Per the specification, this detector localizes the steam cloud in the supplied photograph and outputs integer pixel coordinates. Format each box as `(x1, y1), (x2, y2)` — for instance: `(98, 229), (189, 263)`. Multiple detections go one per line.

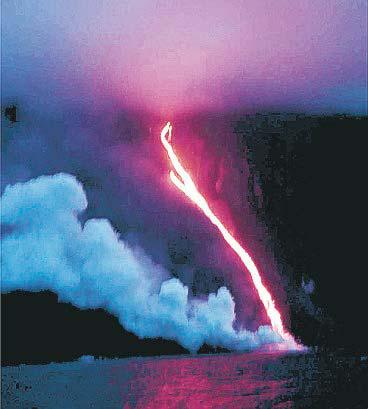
(1, 173), (282, 352)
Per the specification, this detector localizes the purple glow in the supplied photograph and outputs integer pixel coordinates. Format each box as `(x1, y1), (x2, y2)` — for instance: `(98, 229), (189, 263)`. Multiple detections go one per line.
(2, 0), (367, 114)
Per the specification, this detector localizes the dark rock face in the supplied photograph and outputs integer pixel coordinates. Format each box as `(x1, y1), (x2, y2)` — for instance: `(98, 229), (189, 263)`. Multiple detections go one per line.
(235, 114), (368, 351)
(1, 291), (233, 365)
(1, 291), (188, 366)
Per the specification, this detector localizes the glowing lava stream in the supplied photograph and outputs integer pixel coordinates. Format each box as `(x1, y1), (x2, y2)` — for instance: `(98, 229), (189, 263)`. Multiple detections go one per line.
(161, 121), (296, 345)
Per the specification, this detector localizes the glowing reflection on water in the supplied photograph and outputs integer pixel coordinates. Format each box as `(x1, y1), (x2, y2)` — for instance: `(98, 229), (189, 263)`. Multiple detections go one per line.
(116, 352), (296, 408)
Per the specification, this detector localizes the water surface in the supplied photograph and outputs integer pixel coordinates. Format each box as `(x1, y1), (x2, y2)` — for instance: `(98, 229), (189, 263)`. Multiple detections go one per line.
(2, 351), (367, 408)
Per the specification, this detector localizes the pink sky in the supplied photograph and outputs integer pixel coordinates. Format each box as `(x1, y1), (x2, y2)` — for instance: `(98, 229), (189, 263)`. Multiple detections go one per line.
(3, 0), (367, 114)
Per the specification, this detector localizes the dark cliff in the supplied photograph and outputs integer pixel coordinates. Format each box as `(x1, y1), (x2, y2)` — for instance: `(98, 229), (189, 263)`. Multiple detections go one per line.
(235, 114), (368, 350)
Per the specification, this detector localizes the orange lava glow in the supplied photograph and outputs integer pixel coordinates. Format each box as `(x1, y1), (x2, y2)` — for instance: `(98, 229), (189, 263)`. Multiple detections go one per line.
(160, 122), (297, 345)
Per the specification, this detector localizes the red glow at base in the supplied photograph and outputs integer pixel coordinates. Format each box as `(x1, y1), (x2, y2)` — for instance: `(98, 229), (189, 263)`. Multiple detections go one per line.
(160, 122), (299, 347)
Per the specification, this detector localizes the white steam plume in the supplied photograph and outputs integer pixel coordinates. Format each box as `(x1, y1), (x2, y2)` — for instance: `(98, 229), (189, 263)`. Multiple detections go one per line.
(1, 173), (282, 352)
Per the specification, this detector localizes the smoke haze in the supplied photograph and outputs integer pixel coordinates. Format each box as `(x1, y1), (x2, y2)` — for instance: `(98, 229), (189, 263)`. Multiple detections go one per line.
(1, 173), (282, 352)
(2, 0), (366, 115)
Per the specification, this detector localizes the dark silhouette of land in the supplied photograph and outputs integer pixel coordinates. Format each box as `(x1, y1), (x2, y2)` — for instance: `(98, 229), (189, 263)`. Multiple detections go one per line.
(235, 113), (368, 351)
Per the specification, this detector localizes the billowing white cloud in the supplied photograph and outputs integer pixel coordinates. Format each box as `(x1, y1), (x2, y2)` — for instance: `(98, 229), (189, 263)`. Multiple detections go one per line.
(1, 173), (282, 352)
